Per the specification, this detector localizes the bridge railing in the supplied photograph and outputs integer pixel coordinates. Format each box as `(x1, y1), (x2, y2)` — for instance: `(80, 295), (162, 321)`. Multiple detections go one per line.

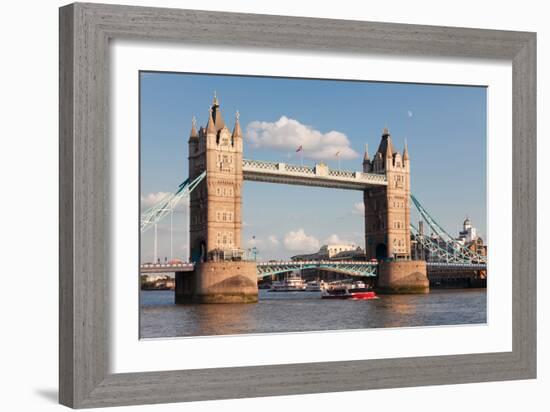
(426, 262), (486, 269)
(328, 169), (354, 178)
(208, 248), (251, 262)
(257, 260), (378, 267)
(284, 164), (315, 174)
(242, 158), (387, 186)
(241, 159), (279, 171)
(140, 262), (194, 269)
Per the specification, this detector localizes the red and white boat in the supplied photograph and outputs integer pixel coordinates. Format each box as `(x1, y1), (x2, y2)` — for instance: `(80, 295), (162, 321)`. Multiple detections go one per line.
(321, 281), (377, 300)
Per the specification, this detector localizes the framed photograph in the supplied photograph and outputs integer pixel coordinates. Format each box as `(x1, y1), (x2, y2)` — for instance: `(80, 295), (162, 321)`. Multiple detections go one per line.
(59, 2), (536, 408)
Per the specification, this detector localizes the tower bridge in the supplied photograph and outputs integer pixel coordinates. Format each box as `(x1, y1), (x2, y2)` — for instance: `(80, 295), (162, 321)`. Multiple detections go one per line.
(141, 94), (486, 303)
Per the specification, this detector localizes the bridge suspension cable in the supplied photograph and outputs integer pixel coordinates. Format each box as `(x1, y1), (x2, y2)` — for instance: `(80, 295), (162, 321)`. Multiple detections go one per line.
(410, 223), (466, 263)
(410, 194), (486, 264)
(140, 171), (206, 234)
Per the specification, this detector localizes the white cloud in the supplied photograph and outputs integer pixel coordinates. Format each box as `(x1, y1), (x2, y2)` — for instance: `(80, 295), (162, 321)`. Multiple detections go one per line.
(283, 229), (320, 252)
(407, 110), (413, 118)
(141, 192), (188, 210)
(246, 116), (359, 161)
(352, 202), (365, 215)
(246, 237), (261, 248)
(268, 235), (280, 247)
(141, 192), (170, 208)
(323, 234), (356, 246)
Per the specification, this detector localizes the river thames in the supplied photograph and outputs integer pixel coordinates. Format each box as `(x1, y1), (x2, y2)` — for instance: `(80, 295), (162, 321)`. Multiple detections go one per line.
(140, 288), (486, 338)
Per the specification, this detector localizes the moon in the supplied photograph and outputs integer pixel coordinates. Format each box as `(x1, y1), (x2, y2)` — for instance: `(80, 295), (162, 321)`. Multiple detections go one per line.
(407, 110), (413, 118)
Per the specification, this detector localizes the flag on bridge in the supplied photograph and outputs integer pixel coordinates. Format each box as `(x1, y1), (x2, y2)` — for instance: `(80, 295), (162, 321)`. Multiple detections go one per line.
(296, 145), (304, 166)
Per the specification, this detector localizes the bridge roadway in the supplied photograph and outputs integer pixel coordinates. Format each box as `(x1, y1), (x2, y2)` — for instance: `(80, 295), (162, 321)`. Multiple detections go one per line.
(139, 260), (487, 277)
(242, 159), (387, 190)
(140, 262), (194, 274)
(257, 260), (378, 277)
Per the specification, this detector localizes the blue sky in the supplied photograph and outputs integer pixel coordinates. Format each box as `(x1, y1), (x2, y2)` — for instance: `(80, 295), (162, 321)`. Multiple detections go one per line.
(140, 72), (486, 262)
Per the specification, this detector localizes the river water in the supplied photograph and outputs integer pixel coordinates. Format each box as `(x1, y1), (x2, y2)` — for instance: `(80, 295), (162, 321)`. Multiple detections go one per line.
(140, 289), (486, 338)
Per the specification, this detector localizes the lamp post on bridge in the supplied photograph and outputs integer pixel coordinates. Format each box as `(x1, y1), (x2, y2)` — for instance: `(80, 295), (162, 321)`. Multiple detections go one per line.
(247, 235), (259, 261)
(153, 222), (158, 264)
(249, 246), (258, 261)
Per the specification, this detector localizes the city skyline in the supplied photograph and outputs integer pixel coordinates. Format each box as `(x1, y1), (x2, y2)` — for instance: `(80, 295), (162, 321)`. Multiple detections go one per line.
(140, 72), (487, 262)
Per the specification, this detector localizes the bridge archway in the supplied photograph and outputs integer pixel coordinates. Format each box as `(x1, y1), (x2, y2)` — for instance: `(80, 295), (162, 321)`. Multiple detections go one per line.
(191, 240), (207, 263)
(375, 243), (388, 260)
(200, 241), (206, 263)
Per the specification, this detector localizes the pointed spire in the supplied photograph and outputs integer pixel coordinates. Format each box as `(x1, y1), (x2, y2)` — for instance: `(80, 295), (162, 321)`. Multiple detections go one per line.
(386, 134), (394, 159)
(210, 91), (226, 132)
(362, 143), (370, 164)
(232, 110), (242, 138)
(403, 138), (409, 161)
(189, 116), (198, 139)
(207, 106), (216, 134)
(376, 127), (394, 159)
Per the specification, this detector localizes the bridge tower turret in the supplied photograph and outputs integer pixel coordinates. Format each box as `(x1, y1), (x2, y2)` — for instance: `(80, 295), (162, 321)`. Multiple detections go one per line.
(179, 93), (257, 304)
(188, 115), (199, 173)
(362, 143), (371, 172)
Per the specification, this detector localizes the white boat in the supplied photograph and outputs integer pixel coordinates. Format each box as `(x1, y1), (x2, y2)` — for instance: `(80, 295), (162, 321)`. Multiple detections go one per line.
(269, 272), (307, 292)
(349, 280), (366, 289)
(305, 280), (327, 292)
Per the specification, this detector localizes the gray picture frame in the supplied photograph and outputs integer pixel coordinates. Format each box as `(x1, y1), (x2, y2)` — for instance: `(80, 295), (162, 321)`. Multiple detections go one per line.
(59, 2), (536, 408)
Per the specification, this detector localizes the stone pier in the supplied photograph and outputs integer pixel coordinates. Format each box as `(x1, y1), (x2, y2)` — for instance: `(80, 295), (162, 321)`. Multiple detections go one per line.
(376, 260), (429, 294)
(175, 261), (258, 304)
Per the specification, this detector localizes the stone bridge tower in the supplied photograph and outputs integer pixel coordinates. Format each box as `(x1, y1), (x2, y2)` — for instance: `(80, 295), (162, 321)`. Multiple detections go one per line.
(363, 128), (428, 293)
(363, 128), (411, 260)
(177, 94), (258, 304)
(188, 93), (243, 262)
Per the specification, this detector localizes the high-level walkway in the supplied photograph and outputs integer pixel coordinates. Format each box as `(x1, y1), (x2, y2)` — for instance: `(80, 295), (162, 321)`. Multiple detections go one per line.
(242, 159), (387, 190)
